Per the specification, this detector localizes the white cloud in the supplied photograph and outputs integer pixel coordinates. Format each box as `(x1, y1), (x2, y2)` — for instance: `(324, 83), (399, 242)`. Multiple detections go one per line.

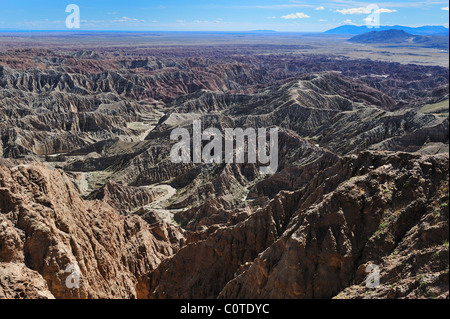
(114, 17), (145, 23)
(341, 19), (356, 25)
(281, 12), (310, 19)
(316, 6), (325, 11)
(194, 18), (224, 24)
(442, 7), (449, 11)
(319, 19), (328, 22)
(336, 7), (369, 15)
(377, 8), (398, 13)
(336, 7), (397, 15)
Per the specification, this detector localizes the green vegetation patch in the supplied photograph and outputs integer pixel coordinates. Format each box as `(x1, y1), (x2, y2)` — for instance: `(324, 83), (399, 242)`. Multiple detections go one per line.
(419, 100), (449, 115)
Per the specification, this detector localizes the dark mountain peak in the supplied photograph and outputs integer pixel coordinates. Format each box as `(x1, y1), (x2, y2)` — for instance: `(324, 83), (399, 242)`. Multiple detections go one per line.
(349, 29), (414, 44)
(325, 25), (449, 36)
(347, 29), (449, 49)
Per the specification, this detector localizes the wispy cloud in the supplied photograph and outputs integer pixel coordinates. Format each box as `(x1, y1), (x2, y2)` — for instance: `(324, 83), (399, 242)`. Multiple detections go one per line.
(222, 3), (314, 9)
(194, 18), (224, 24)
(316, 6), (325, 10)
(281, 12), (310, 19)
(377, 8), (398, 13)
(341, 19), (356, 25)
(442, 6), (449, 11)
(336, 7), (397, 14)
(327, 0), (447, 9)
(114, 16), (145, 23)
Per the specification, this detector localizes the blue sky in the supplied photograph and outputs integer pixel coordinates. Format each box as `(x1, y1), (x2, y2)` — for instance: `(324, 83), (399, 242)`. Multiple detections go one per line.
(0, 0), (448, 32)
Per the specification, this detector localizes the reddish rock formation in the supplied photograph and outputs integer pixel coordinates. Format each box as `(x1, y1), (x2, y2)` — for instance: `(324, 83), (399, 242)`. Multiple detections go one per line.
(0, 262), (55, 299)
(0, 159), (184, 299)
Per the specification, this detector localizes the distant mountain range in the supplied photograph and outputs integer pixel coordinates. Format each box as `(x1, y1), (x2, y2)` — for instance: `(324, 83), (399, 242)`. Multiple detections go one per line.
(348, 29), (449, 50)
(325, 25), (449, 36)
(349, 29), (413, 43)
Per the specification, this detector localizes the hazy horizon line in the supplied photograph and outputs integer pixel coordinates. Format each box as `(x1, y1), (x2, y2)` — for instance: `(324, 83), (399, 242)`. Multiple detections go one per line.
(0, 24), (448, 34)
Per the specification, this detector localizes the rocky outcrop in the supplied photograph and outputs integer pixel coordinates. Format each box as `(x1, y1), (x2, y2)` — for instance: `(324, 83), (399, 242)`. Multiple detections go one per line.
(93, 181), (165, 215)
(315, 108), (449, 155)
(147, 152), (448, 299)
(219, 152), (449, 299)
(0, 160), (184, 299)
(0, 262), (55, 299)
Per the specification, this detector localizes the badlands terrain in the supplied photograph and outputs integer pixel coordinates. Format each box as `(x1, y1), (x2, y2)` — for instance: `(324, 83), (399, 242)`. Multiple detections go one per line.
(0, 32), (448, 299)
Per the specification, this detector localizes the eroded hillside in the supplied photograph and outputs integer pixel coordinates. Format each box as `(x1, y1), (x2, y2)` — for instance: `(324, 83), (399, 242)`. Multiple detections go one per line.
(0, 43), (448, 299)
